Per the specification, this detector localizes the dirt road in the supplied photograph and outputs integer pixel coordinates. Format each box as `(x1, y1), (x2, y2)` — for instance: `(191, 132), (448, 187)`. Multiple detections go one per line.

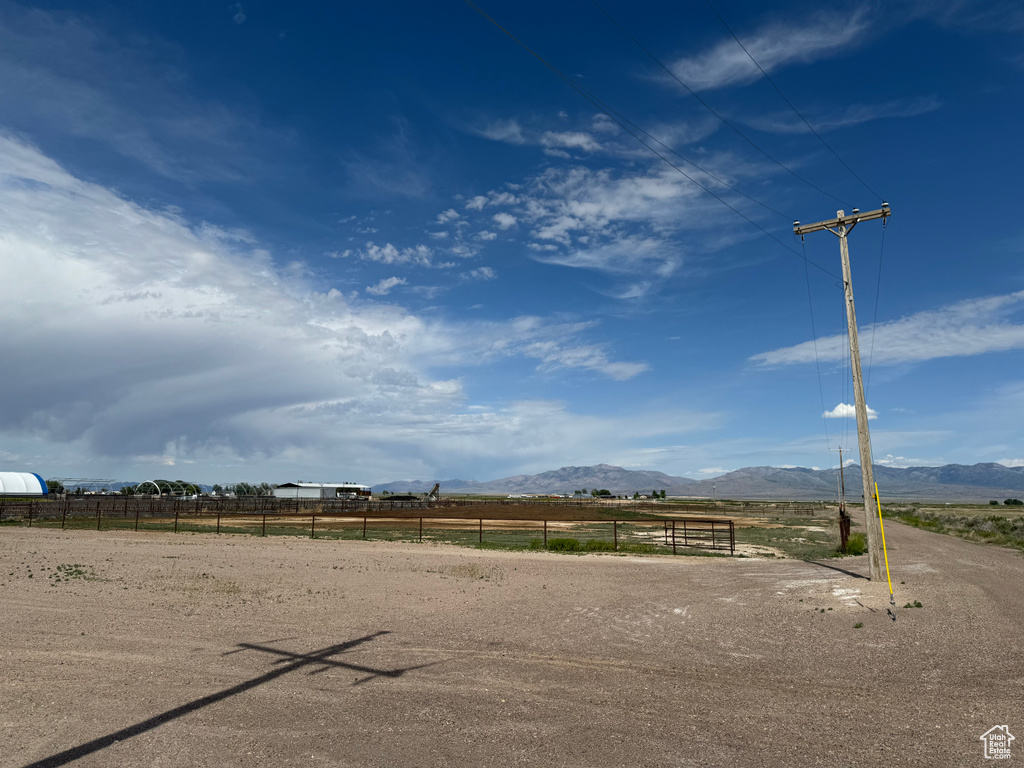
(1, 521), (1021, 767)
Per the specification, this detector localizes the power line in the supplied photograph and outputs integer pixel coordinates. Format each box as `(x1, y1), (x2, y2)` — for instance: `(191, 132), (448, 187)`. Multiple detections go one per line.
(462, 0), (841, 281)
(802, 239), (834, 455)
(702, 0), (884, 203)
(865, 215), (889, 395)
(588, 0), (852, 208)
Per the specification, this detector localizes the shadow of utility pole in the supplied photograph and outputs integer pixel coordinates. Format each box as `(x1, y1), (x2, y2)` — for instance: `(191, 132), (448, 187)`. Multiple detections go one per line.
(23, 631), (437, 768)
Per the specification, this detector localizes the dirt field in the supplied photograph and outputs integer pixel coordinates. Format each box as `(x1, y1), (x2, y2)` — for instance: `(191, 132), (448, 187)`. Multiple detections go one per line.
(2, 521), (1021, 767)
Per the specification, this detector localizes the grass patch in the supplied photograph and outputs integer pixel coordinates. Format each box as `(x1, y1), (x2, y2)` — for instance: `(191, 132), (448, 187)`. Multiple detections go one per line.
(842, 532), (867, 556)
(546, 537), (582, 552)
(884, 508), (1024, 552)
(734, 517), (840, 560)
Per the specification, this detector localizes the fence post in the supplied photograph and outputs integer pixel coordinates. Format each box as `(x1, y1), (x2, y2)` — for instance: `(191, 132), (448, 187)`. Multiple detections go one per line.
(730, 520), (735, 555)
(135, 505), (140, 532)
(174, 507), (179, 533)
(683, 519), (688, 547)
(97, 502), (102, 531)
(61, 502), (68, 530)
(478, 518), (482, 544)
(262, 512), (266, 537)
(362, 517), (367, 539)
(216, 511), (221, 535)
(543, 520), (547, 547)
(28, 502), (33, 528)
(419, 517), (423, 542)
(672, 520), (676, 555)
(311, 514), (316, 539)
(613, 520), (618, 551)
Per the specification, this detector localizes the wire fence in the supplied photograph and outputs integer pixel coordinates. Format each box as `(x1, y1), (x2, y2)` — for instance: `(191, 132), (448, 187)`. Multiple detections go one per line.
(0, 499), (735, 555)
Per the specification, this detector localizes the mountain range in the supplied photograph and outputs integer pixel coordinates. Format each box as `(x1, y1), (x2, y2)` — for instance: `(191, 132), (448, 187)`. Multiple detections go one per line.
(375, 462), (1024, 502)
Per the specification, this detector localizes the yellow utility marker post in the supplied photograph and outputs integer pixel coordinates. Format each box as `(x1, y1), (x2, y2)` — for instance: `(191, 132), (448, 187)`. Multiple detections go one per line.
(874, 482), (897, 621)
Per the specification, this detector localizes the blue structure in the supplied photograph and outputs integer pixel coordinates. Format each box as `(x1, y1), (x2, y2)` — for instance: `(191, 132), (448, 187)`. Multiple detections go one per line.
(0, 472), (48, 497)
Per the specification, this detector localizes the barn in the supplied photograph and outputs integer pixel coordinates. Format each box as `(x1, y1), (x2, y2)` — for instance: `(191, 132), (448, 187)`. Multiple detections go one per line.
(272, 482), (371, 500)
(0, 472), (49, 497)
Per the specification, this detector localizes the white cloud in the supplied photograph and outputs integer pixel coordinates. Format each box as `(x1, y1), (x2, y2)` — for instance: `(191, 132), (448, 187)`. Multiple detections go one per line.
(464, 267), (496, 281)
(875, 454), (918, 468)
(231, 3), (246, 24)
(698, 467), (728, 476)
(475, 230), (497, 241)
(749, 97), (942, 134)
(465, 195), (488, 211)
(668, 8), (872, 91)
(540, 131), (601, 153)
(360, 241), (433, 267)
(477, 119), (526, 145)
(998, 458), (1024, 468)
(0, 134), (653, 480)
(823, 403), (878, 420)
(752, 291), (1024, 367)
(492, 212), (517, 230)
(366, 277), (407, 295)
(0, 4), (294, 184)
(436, 208), (460, 224)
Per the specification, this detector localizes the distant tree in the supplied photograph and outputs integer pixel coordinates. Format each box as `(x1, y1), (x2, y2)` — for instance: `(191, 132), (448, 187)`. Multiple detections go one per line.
(633, 491), (640, 499)
(212, 484), (224, 495)
(119, 486), (135, 495)
(596, 489), (611, 497)
(990, 500), (1001, 506)
(1005, 498), (1024, 506)
(45, 479), (65, 494)
(660, 490), (667, 499)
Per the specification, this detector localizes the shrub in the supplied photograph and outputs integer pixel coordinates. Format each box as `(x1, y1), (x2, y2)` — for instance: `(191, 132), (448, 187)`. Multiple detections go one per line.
(584, 539), (615, 551)
(841, 532), (867, 556)
(546, 537), (582, 552)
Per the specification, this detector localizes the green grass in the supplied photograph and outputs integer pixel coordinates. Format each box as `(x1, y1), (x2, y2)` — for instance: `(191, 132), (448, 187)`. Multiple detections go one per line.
(844, 532), (867, 556)
(883, 508), (1024, 552)
(733, 517), (843, 560)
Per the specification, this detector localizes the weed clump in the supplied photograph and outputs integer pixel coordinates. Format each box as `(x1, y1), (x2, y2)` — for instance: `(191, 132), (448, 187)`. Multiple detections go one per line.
(840, 533), (867, 556)
(546, 538), (582, 552)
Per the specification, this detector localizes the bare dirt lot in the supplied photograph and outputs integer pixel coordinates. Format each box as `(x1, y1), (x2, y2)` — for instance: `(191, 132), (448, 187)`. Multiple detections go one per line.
(2, 521), (1021, 767)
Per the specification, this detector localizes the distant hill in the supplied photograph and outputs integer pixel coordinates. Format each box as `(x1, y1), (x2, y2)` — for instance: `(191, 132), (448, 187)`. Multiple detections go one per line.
(374, 462), (1024, 502)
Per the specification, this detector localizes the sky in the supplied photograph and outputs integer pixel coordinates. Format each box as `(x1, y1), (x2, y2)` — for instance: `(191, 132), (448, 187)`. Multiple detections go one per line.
(2, 0), (1024, 486)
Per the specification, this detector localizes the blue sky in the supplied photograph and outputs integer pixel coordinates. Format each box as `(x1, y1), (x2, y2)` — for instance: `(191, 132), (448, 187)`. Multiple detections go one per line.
(2, 0), (1024, 485)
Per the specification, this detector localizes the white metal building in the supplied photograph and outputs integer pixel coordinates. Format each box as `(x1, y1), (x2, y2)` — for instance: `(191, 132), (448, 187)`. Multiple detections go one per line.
(0, 472), (48, 497)
(272, 482), (371, 500)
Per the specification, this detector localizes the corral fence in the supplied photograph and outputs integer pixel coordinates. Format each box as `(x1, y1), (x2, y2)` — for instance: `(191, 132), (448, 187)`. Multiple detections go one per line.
(0, 498), (734, 555)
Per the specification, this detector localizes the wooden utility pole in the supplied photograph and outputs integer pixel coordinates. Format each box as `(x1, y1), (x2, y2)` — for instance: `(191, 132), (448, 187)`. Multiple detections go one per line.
(794, 204), (890, 581)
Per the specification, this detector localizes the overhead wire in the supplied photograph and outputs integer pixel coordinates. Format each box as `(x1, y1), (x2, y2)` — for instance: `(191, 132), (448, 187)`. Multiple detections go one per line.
(801, 238), (834, 455)
(462, 0), (842, 281)
(701, 0), (884, 204)
(587, 0), (887, 460)
(865, 215), (888, 395)
(589, 0), (852, 208)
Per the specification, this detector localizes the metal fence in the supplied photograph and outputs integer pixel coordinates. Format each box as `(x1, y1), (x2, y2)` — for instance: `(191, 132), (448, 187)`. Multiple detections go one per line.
(0, 499), (734, 555)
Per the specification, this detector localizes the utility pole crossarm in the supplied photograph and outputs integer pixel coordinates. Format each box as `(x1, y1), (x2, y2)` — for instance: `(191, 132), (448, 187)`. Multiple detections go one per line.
(793, 204), (890, 236)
